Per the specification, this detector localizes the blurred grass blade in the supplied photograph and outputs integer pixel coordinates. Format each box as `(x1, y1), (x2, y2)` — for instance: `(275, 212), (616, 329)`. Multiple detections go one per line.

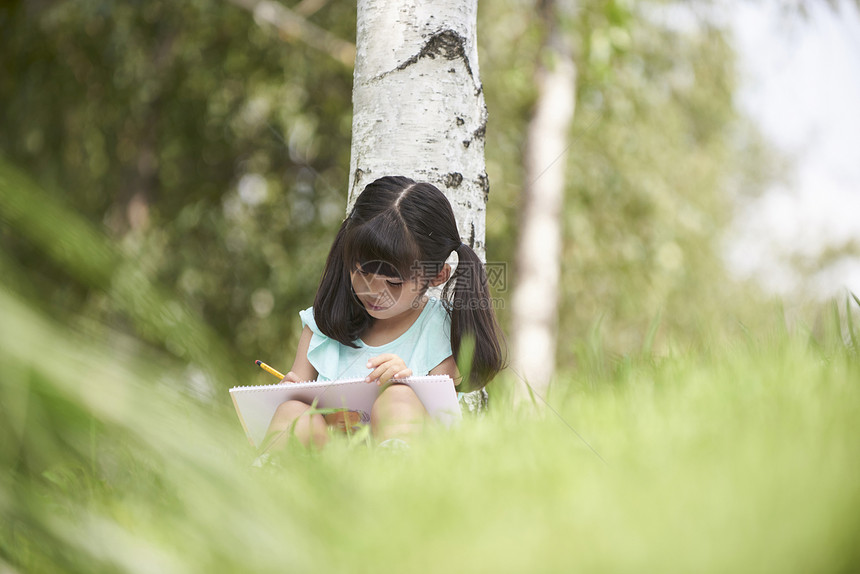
(0, 159), (239, 383)
(846, 293), (858, 352)
(642, 310), (663, 357)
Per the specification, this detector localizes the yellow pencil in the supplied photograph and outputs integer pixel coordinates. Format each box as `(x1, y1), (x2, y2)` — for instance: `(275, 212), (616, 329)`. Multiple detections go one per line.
(254, 359), (285, 380)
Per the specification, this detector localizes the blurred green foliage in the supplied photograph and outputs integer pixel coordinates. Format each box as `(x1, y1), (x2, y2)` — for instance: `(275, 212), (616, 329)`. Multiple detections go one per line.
(1, 0), (355, 373)
(2, 0), (774, 380)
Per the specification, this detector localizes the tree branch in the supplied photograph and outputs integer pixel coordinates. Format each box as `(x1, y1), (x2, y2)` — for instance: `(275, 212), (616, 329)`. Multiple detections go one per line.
(227, 0), (355, 67)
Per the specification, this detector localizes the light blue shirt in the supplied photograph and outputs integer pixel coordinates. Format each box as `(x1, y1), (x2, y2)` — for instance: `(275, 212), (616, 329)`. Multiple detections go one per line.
(299, 297), (453, 381)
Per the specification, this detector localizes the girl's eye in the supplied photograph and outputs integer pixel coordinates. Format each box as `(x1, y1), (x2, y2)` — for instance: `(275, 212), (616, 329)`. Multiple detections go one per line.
(386, 281), (403, 288)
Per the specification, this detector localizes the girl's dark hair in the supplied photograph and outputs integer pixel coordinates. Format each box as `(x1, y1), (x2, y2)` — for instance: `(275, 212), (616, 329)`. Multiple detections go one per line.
(313, 176), (506, 391)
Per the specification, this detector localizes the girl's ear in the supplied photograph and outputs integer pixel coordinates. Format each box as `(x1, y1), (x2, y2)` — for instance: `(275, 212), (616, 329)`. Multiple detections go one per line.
(428, 263), (451, 287)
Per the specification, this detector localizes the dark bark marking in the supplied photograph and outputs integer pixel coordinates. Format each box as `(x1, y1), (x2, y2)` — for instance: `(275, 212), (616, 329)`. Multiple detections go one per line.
(393, 30), (474, 80)
(473, 120), (486, 141)
(444, 172), (463, 188)
(477, 172), (490, 203)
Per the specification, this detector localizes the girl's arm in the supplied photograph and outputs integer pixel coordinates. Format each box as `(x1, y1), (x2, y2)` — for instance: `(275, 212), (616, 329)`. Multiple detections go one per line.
(282, 326), (318, 383)
(429, 355), (461, 387)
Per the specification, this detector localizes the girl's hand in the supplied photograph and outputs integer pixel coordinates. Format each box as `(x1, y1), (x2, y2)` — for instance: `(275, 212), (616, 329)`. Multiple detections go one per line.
(279, 371), (304, 384)
(365, 354), (412, 386)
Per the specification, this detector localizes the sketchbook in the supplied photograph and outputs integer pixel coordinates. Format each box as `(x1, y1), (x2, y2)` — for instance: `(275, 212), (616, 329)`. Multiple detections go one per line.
(229, 375), (462, 447)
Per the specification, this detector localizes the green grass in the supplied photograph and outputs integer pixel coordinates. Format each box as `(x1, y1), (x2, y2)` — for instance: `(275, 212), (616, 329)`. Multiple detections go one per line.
(3, 154), (859, 572)
(2, 285), (859, 573)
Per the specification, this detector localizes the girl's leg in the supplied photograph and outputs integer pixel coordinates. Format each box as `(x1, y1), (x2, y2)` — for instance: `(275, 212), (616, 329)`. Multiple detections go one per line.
(370, 384), (428, 442)
(262, 399), (328, 451)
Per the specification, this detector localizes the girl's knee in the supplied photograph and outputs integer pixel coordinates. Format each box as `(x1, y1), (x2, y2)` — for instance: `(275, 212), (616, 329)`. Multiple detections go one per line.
(272, 399), (315, 423)
(373, 383), (421, 409)
(371, 384), (427, 431)
(266, 400), (327, 449)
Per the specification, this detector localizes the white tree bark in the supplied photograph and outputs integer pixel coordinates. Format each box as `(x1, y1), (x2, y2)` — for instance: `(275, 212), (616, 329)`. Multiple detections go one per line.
(512, 4), (576, 402)
(348, 0), (488, 261)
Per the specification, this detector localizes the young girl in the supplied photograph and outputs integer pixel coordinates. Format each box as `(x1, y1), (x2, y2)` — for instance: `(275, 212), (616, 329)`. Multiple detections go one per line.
(263, 176), (505, 449)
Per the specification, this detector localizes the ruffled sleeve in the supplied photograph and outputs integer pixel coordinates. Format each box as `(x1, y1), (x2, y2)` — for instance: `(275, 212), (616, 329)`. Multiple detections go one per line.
(298, 306), (343, 381)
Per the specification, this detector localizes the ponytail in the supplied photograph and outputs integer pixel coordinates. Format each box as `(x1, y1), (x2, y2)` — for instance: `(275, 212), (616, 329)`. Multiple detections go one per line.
(443, 243), (507, 391)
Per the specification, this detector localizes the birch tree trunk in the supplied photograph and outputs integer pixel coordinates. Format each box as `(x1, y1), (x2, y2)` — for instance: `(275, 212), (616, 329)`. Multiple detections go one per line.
(348, 0), (488, 261)
(511, 0), (576, 402)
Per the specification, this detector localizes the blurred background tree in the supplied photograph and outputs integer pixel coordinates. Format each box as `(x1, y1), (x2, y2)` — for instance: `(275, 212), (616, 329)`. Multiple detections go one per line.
(481, 0), (774, 384)
(1, 0), (774, 394)
(510, 0), (577, 399)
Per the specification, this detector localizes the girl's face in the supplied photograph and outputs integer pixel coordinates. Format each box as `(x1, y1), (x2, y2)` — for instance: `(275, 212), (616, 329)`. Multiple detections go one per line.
(350, 263), (426, 320)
